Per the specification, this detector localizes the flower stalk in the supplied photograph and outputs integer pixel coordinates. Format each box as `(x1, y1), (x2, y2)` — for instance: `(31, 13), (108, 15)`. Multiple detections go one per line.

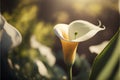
(67, 65), (72, 80)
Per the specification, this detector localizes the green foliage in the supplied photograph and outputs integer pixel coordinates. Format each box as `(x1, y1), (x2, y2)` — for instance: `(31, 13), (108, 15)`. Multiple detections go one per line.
(33, 22), (55, 47)
(3, 1), (57, 80)
(73, 54), (90, 80)
(89, 30), (120, 80)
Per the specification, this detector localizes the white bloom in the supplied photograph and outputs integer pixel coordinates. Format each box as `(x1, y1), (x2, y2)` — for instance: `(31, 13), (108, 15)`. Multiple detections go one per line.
(54, 20), (105, 42)
(35, 59), (50, 78)
(30, 35), (56, 66)
(54, 20), (105, 65)
(0, 15), (22, 49)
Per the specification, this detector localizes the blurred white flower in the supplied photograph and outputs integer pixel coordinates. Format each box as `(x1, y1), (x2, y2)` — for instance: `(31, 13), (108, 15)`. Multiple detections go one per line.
(8, 58), (14, 69)
(89, 41), (109, 54)
(0, 15), (22, 49)
(30, 35), (56, 66)
(14, 64), (20, 70)
(35, 59), (50, 78)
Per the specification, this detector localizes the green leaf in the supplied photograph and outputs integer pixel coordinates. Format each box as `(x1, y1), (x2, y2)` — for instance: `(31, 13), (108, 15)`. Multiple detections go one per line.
(89, 30), (120, 80)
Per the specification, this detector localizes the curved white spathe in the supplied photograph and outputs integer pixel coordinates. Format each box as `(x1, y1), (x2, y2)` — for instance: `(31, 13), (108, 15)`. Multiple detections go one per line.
(54, 20), (105, 42)
(54, 24), (69, 40)
(3, 21), (22, 48)
(0, 15), (22, 49)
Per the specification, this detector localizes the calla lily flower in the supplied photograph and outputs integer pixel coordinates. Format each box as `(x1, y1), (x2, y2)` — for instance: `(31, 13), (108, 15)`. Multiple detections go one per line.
(54, 20), (105, 65)
(0, 15), (22, 50)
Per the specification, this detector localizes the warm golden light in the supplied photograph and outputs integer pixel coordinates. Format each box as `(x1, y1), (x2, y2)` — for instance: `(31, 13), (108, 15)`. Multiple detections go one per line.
(61, 39), (78, 65)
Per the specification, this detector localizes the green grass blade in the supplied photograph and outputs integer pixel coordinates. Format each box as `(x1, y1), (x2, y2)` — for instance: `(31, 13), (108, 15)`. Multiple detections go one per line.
(89, 30), (120, 80)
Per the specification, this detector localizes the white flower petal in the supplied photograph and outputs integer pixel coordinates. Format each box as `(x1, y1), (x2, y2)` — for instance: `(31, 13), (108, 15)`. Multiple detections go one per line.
(38, 44), (56, 66)
(54, 20), (105, 42)
(30, 35), (56, 66)
(54, 24), (69, 40)
(3, 21), (22, 48)
(35, 59), (50, 78)
(0, 15), (22, 49)
(89, 41), (109, 54)
(69, 20), (105, 42)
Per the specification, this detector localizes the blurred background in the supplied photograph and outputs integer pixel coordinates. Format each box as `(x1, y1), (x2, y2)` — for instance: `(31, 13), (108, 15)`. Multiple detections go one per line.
(1, 0), (119, 80)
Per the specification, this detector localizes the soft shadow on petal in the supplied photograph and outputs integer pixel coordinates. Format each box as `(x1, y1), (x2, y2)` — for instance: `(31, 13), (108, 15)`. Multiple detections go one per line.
(69, 20), (105, 42)
(54, 24), (69, 40)
(69, 20), (91, 40)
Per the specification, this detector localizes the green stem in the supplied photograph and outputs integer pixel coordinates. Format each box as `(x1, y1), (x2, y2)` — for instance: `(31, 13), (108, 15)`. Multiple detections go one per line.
(67, 65), (72, 80)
